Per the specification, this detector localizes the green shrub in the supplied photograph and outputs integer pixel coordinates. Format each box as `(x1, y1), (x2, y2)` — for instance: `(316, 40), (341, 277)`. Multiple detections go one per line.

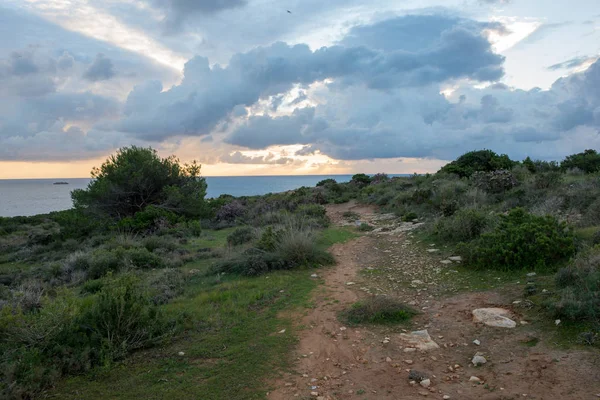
(88, 249), (121, 279)
(358, 223), (374, 232)
(342, 211), (360, 220)
(343, 296), (417, 325)
(149, 269), (185, 305)
(471, 170), (518, 193)
(552, 249), (600, 322)
(275, 229), (334, 267)
(316, 178), (336, 187)
(227, 226), (255, 246)
(402, 212), (418, 222)
(256, 226), (282, 252)
(350, 173), (371, 187)
(533, 171), (562, 189)
(439, 150), (516, 178)
(143, 235), (178, 252)
(433, 208), (493, 243)
(187, 220), (202, 236)
(124, 247), (166, 269)
(561, 149), (600, 174)
(458, 208), (575, 271)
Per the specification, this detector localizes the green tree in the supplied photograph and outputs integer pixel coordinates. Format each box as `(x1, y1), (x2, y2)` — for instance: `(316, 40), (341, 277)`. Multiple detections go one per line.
(72, 146), (207, 220)
(439, 150), (516, 178)
(560, 149), (600, 173)
(350, 173), (371, 187)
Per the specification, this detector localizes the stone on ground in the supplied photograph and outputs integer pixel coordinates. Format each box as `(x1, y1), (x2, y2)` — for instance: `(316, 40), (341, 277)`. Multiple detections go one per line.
(399, 329), (440, 350)
(472, 308), (517, 328)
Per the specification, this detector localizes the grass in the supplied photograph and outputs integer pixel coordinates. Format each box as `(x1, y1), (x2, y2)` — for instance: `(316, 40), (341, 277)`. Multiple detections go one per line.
(317, 227), (358, 248)
(46, 226), (356, 399)
(342, 296), (417, 325)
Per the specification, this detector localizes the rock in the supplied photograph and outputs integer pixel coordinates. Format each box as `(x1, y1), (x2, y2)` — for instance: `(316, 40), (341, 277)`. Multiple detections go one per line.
(440, 260), (453, 265)
(178, 351), (185, 356)
(310, 392), (319, 397)
(418, 391), (429, 396)
(404, 360), (414, 365)
(555, 319), (561, 326)
(278, 329), (286, 334)
(346, 282), (355, 285)
(400, 330), (440, 350)
(443, 396), (451, 400)
(473, 339), (481, 346)
(472, 308), (517, 328)
(472, 355), (487, 366)
(408, 370), (429, 382)
(526, 272), (536, 277)
(412, 280), (424, 285)
(420, 379), (431, 388)
(386, 357), (392, 362)
(469, 376), (482, 383)
(404, 348), (417, 353)
(311, 274), (318, 278)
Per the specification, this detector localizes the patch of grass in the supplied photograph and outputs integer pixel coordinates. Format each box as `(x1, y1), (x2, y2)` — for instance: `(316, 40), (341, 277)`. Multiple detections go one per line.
(342, 296), (417, 325)
(49, 269), (317, 400)
(357, 223), (374, 232)
(188, 228), (236, 250)
(317, 227), (358, 248)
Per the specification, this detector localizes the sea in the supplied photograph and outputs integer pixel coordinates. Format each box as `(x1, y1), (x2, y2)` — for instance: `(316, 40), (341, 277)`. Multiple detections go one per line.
(0, 175), (370, 218)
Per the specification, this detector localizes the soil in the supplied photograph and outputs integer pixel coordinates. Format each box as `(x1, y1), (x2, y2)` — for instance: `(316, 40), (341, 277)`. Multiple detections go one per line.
(268, 201), (600, 400)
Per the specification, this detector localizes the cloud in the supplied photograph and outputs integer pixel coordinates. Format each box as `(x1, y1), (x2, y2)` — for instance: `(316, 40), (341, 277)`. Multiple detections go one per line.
(548, 56), (598, 71)
(219, 151), (298, 165)
(84, 54), (116, 81)
(112, 14), (504, 141)
(224, 58), (600, 162)
(146, 0), (247, 31)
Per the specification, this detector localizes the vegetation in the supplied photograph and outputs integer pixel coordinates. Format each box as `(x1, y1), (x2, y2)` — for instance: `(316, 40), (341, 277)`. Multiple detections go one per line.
(2, 146), (600, 398)
(343, 296), (417, 325)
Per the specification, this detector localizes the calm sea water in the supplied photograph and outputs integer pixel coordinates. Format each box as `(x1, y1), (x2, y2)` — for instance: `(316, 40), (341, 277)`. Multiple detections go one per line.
(0, 175), (364, 217)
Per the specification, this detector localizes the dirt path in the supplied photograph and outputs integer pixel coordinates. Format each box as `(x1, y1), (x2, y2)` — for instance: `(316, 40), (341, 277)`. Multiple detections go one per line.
(269, 202), (600, 400)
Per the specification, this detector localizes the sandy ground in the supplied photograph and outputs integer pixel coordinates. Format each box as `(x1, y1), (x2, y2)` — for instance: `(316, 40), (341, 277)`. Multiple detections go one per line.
(268, 202), (600, 400)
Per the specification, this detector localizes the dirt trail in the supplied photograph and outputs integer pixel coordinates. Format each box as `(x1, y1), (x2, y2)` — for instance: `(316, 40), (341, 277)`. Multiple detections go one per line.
(269, 202), (600, 400)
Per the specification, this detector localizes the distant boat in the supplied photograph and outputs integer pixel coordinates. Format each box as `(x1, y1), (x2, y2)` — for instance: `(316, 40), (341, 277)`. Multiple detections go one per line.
(53, 182), (69, 185)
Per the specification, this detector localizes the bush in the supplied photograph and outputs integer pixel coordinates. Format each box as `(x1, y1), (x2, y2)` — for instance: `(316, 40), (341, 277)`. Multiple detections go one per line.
(143, 235), (178, 252)
(275, 229), (334, 267)
(433, 208), (493, 243)
(561, 149), (600, 174)
(458, 208), (575, 271)
(343, 296), (417, 324)
(216, 200), (246, 222)
(295, 204), (329, 227)
(351, 173), (371, 187)
(358, 223), (374, 232)
(533, 171), (562, 190)
(72, 146), (207, 220)
(227, 226), (255, 246)
(471, 170), (518, 193)
(552, 249), (600, 322)
(316, 178), (336, 187)
(149, 269), (185, 305)
(439, 150), (516, 178)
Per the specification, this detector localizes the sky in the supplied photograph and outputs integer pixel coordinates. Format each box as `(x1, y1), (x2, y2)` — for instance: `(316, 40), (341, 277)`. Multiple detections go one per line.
(0, 0), (599, 178)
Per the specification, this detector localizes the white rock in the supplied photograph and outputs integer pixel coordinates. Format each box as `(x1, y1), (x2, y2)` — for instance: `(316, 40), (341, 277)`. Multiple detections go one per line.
(386, 357), (392, 362)
(443, 396), (451, 400)
(526, 272), (536, 277)
(278, 329), (286, 334)
(399, 329), (440, 351)
(448, 256), (462, 261)
(473, 339), (481, 346)
(404, 348), (417, 353)
(310, 274), (318, 278)
(419, 379), (431, 388)
(346, 282), (355, 285)
(472, 308), (517, 328)
(440, 260), (453, 265)
(472, 355), (487, 366)
(469, 376), (482, 383)
(426, 249), (439, 253)
(178, 351), (185, 356)
(412, 280), (424, 285)
(310, 392), (319, 397)
(555, 319), (561, 326)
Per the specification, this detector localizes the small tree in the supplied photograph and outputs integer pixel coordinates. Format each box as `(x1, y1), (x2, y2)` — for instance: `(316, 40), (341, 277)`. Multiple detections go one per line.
(561, 149), (600, 174)
(351, 173), (371, 187)
(72, 146), (207, 220)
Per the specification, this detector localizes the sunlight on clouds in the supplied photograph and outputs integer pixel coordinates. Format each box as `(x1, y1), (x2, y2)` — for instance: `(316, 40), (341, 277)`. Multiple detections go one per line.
(488, 17), (541, 53)
(20, 0), (187, 71)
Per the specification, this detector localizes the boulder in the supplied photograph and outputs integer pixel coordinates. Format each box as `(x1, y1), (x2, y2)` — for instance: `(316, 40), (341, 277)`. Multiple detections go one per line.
(472, 308), (516, 328)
